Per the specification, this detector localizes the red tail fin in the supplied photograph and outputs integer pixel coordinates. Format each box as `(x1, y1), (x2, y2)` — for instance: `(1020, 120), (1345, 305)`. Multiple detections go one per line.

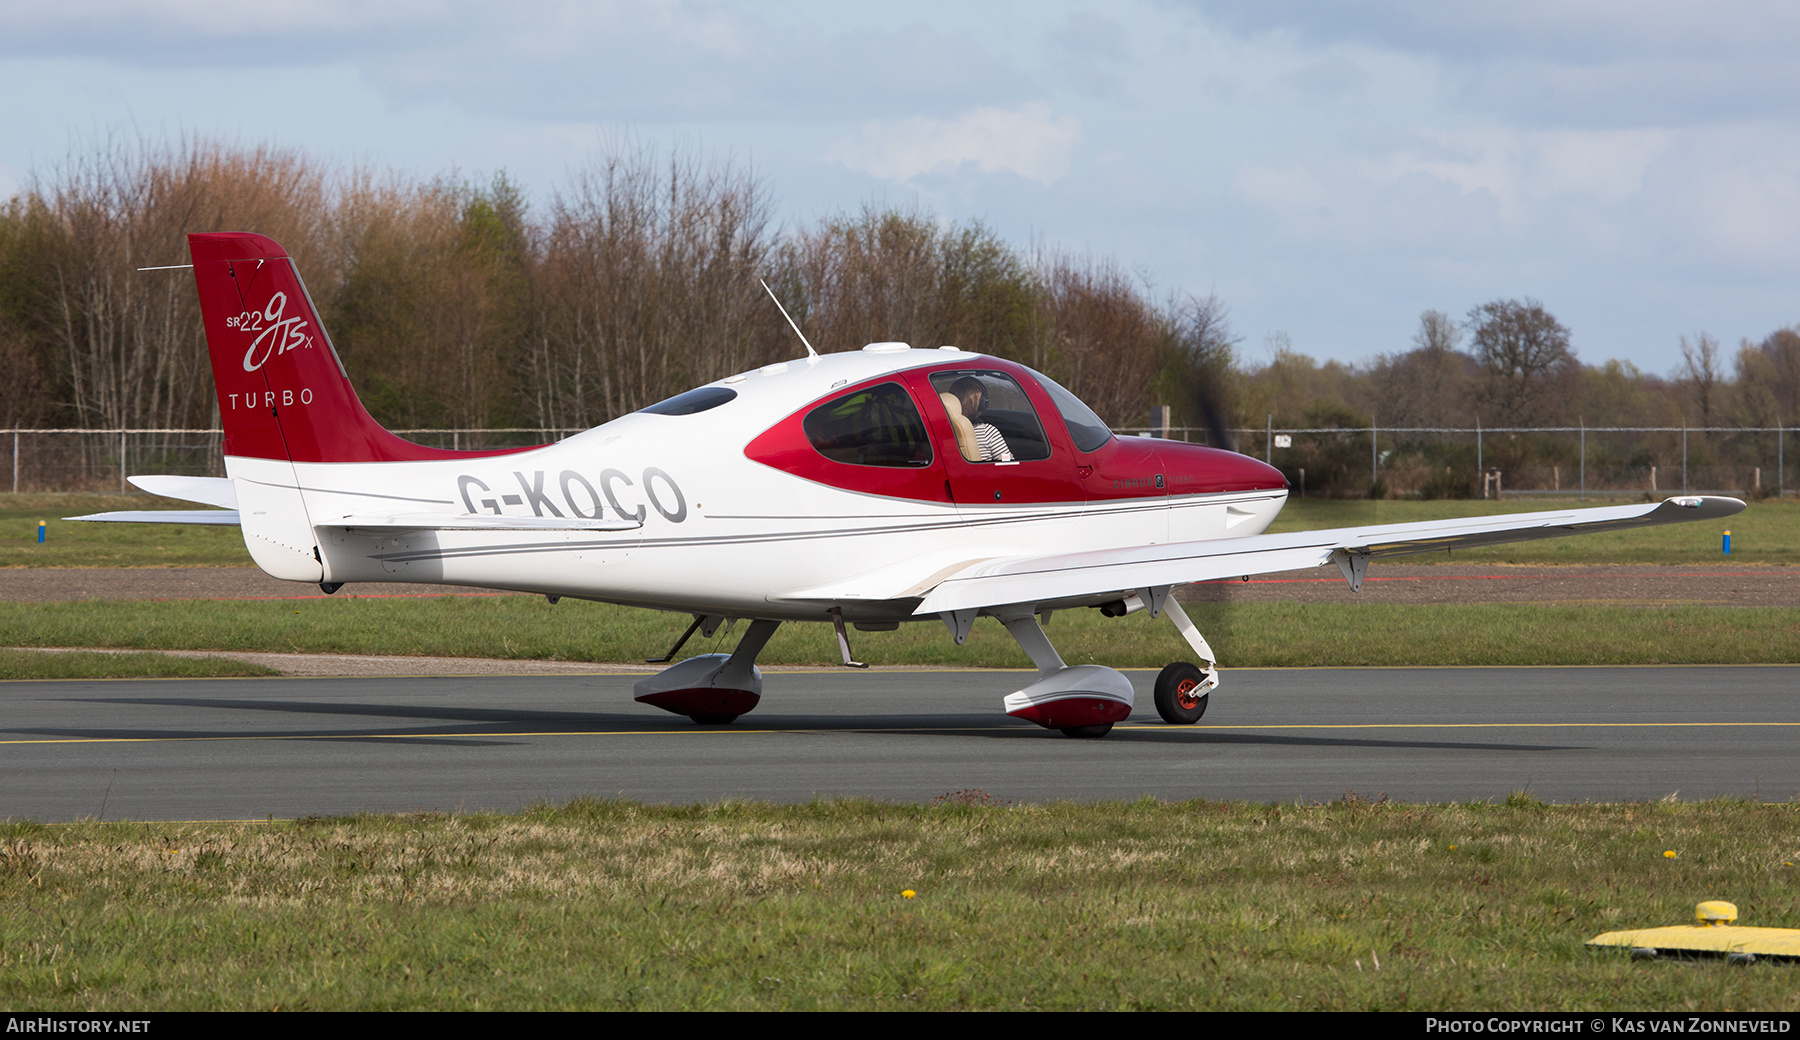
(188, 232), (526, 463)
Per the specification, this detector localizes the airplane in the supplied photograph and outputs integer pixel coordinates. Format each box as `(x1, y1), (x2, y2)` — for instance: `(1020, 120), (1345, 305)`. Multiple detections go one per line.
(72, 232), (1746, 738)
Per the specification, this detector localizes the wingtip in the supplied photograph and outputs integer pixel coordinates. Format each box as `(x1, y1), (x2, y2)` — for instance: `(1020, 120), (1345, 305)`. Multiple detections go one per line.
(1664, 495), (1747, 518)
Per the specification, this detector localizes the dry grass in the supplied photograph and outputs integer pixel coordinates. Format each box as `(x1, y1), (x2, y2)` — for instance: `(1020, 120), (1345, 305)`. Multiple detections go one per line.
(3, 798), (1799, 1010)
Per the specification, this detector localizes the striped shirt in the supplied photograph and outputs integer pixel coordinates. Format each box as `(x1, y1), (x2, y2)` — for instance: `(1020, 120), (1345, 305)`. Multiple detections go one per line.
(974, 423), (1013, 462)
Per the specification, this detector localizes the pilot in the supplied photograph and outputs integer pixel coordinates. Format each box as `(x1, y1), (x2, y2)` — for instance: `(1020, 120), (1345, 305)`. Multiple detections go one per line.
(950, 376), (1013, 462)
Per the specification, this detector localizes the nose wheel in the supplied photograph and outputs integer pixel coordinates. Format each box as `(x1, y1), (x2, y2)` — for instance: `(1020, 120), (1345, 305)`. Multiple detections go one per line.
(1153, 661), (1215, 725)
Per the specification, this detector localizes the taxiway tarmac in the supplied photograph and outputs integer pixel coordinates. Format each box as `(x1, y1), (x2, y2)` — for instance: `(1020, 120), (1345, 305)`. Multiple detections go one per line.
(3, 666), (1797, 820)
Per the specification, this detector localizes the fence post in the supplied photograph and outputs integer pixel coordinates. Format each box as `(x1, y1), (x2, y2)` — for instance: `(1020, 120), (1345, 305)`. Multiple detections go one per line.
(11, 431), (16, 494)
(1579, 420), (1585, 501)
(119, 428), (126, 495)
(1476, 418), (1482, 488)
(1682, 422), (1688, 493)
(1265, 413), (1272, 465)
(1370, 418), (1378, 490)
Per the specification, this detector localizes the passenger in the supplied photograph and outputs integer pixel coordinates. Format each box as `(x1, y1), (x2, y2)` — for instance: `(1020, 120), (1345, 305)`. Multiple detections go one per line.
(950, 376), (1013, 462)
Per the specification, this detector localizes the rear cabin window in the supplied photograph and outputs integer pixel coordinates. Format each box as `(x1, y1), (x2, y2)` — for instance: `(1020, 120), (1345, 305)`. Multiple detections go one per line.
(639, 386), (738, 415)
(927, 370), (1051, 463)
(803, 382), (934, 467)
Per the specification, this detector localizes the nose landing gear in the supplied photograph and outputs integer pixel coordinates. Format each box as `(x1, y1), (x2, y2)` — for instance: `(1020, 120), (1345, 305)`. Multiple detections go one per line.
(1153, 660), (1216, 725)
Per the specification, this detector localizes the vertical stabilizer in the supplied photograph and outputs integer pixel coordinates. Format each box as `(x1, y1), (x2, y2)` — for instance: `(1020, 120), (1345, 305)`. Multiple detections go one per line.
(188, 233), (536, 582)
(188, 232), (510, 463)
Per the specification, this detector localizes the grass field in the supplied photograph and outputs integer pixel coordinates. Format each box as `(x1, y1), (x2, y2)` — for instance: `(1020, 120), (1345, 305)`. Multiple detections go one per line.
(2, 493), (250, 568)
(3, 596), (1797, 670)
(4, 492), (1795, 678)
(5, 498), (1796, 1011)
(6, 493), (1797, 569)
(3, 798), (1797, 1010)
(0, 648), (277, 680)
(1268, 496), (1799, 565)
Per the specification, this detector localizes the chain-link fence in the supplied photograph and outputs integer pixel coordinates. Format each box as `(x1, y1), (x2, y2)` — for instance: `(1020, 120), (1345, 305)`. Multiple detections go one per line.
(6, 423), (1793, 499)
(1117, 423), (1794, 499)
(2, 428), (581, 494)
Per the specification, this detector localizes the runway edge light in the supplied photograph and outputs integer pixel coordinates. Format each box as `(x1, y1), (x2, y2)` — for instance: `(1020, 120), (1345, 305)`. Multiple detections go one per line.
(1589, 900), (1800, 962)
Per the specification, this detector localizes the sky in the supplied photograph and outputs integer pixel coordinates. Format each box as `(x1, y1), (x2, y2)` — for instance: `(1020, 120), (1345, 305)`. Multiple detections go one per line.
(3, 0), (1798, 376)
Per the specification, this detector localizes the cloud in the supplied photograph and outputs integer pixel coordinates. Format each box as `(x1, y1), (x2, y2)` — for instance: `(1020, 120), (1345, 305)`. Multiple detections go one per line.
(1188, 0), (1800, 127)
(1357, 127), (1671, 219)
(0, 2), (1030, 122)
(826, 102), (1082, 184)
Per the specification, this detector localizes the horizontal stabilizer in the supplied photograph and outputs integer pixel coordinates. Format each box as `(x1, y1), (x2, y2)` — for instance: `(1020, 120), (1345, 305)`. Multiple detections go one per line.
(66, 510), (241, 525)
(320, 513), (642, 532)
(128, 474), (238, 509)
(916, 496), (1746, 615)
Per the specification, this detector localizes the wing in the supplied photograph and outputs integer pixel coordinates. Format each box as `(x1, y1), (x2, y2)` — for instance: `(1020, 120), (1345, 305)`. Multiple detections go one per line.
(914, 495), (1745, 615)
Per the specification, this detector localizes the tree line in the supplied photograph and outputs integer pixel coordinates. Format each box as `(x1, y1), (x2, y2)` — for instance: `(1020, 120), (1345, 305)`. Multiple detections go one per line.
(1, 138), (1794, 498)
(0, 139), (1230, 439)
(1240, 304), (1800, 496)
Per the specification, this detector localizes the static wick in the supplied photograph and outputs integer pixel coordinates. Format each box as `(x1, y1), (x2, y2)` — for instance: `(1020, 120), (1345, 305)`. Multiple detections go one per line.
(761, 279), (818, 360)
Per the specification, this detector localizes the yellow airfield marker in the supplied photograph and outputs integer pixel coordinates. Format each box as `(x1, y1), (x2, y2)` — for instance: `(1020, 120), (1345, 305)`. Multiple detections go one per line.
(1589, 901), (1800, 961)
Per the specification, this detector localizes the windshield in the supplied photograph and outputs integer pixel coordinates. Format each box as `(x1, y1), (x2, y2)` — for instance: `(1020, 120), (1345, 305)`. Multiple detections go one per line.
(1027, 370), (1113, 452)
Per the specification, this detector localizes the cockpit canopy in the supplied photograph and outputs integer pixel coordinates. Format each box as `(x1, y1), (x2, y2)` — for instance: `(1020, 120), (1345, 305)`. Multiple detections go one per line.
(789, 362), (1105, 472)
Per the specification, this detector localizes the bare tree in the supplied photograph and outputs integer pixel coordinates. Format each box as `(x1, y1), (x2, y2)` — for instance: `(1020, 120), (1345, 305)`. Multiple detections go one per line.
(531, 145), (778, 428)
(1368, 310), (1473, 428)
(25, 137), (327, 431)
(1754, 327), (1800, 424)
(783, 206), (1033, 360)
(1414, 309), (1462, 354)
(1028, 251), (1164, 425)
(1152, 291), (1238, 436)
(1678, 332), (1722, 426)
(1465, 298), (1576, 425)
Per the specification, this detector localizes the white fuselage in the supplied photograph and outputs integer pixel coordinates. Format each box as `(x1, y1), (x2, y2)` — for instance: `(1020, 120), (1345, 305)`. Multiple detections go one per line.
(228, 349), (1288, 622)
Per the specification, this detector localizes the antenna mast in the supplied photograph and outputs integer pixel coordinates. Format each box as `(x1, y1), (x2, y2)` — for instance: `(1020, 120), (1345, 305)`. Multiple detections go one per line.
(761, 279), (819, 360)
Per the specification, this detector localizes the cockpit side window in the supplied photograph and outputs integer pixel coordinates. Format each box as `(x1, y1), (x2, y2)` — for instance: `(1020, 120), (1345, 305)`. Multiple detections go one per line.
(1028, 370), (1113, 452)
(926, 370), (1051, 462)
(802, 382), (934, 467)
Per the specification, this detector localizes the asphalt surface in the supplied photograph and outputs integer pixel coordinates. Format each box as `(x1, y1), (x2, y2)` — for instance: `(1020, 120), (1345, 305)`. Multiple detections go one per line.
(4, 665), (1796, 820)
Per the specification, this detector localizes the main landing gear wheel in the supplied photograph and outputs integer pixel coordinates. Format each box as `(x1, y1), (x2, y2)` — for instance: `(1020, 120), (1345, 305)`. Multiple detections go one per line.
(1154, 661), (1210, 725)
(1059, 723), (1114, 739)
(690, 714), (739, 726)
